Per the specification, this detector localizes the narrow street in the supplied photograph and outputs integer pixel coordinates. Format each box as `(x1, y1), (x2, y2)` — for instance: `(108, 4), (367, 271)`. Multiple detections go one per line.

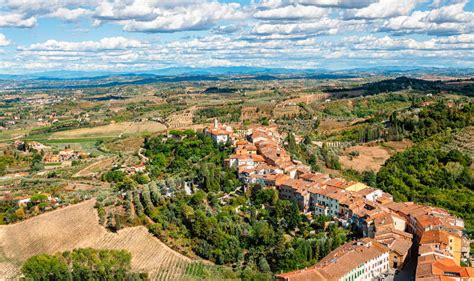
(395, 246), (418, 281)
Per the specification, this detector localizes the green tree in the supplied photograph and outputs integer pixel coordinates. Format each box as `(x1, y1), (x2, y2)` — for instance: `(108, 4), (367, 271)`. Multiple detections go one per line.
(21, 254), (69, 280)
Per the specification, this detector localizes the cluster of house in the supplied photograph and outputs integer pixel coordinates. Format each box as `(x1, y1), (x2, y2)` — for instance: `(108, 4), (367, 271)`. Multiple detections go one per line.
(43, 149), (89, 163)
(14, 140), (51, 153)
(204, 120), (473, 281)
(118, 163), (147, 175)
(0, 191), (59, 208)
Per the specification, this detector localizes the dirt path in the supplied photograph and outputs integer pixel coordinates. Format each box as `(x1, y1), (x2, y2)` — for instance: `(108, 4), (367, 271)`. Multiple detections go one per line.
(73, 157), (115, 178)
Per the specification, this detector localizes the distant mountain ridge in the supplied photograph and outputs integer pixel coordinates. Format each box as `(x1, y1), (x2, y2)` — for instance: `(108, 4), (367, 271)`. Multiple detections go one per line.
(1, 66), (473, 80)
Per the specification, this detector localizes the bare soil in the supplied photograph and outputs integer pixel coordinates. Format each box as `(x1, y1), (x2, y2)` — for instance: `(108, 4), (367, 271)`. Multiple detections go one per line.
(339, 140), (413, 172)
(0, 199), (192, 280)
(50, 121), (167, 139)
(73, 157), (115, 178)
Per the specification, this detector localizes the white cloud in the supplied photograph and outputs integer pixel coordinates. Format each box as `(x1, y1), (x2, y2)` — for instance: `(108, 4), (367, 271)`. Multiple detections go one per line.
(94, 1), (247, 33)
(0, 13), (36, 28)
(294, 0), (376, 8)
(424, 1), (472, 23)
(251, 17), (339, 36)
(22, 37), (146, 52)
(213, 24), (242, 34)
(254, 4), (328, 20)
(345, 0), (424, 19)
(381, 1), (474, 35)
(0, 34), (11, 46)
(0, 0), (97, 25)
(48, 8), (92, 21)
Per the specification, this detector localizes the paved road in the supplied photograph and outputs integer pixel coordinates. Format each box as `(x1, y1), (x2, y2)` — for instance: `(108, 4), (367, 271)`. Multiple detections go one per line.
(395, 247), (417, 281)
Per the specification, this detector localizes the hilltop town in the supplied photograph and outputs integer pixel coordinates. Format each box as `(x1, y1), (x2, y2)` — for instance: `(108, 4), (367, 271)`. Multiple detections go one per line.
(204, 120), (473, 281)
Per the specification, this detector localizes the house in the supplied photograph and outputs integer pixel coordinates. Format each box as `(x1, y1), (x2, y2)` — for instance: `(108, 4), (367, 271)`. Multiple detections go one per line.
(354, 187), (384, 202)
(228, 154), (265, 169)
(28, 141), (50, 152)
(308, 185), (350, 218)
(277, 178), (312, 211)
(276, 238), (390, 281)
(384, 202), (464, 240)
(14, 196), (31, 206)
(416, 253), (474, 280)
(375, 229), (413, 270)
(43, 154), (60, 163)
(59, 149), (78, 161)
(419, 229), (463, 266)
(204, 119), (234, 144)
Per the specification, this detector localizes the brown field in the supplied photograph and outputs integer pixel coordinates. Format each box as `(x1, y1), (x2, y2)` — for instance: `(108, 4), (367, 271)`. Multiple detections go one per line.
(73, 157), (115, 178)
(279, 93), (330, 106)
(340, 145), (391, 172)
(0, 200), (192, 280)
(318, 120), (355, 135)
(104, 137), (144, 153)
(383, 140), (413, 153)
(166, 106), (197, 129)
(64, 182), (96, 191)
(50, 121), (167, 139)
(339, 140), (413, 172)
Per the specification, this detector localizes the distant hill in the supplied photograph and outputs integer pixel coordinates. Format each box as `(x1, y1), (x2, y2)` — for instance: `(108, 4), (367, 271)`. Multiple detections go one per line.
(0, 66), (473, 91)
(2, 66), (473, 81)
(327, 76), (474, 97)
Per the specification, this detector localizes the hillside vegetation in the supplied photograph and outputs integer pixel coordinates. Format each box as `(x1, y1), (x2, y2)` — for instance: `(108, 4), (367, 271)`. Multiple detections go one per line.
(22, 248), (147, 280)
(0, 200), (192, 280)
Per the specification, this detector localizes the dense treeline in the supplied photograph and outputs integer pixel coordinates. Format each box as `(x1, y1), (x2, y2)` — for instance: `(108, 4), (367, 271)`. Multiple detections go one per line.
(193, 106), (241, 123)
(286, 134), (341, 171)
(330, 102), (473, 144)
(325, 77), (474, 97)
(320, 93), (412, 119)
(364, 77), (442, 95)
(203, 87), (239, 94)
(29, 119), (92, 136)
(21, 248), (147, 280)
(389, 102), (473, 142)
(146, 188), (347, 277)
(377, 145), (474, 233)
(144, 131), (240, 193)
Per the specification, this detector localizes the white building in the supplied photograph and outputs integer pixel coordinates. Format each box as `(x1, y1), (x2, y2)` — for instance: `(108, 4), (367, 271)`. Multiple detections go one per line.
(277, 238), (390, 281)
(309, 186), (350, 217)
(204, 119), (234, 144)
(355, 187), (384, 202)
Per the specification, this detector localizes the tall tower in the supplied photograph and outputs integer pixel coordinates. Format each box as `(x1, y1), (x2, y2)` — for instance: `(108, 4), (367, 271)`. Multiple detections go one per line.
(214, 118), (218, 128)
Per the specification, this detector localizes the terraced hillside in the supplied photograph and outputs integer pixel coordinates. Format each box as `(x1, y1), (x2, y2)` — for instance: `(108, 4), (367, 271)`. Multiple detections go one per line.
(0, 200), (192, 280)
(444, 126), (474, 158)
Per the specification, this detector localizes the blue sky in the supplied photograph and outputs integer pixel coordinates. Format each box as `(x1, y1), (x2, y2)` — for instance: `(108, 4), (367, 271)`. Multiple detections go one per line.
(0, 0), (473, 74)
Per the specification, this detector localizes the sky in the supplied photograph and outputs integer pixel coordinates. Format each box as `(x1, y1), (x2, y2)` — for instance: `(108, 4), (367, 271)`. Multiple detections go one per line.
(0, 0), (473, 74)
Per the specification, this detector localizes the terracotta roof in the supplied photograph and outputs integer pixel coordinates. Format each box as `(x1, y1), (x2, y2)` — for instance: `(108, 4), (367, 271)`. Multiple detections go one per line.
(375, 230), (412, 256)
(416, 253), (474, 280)
(355, 187), (378, 196)
(316, 238), (389, 279)
(277, 267), (331, 281)
(277, 238), (389, 281)
(420, 230), (453, 245)
(299, 172), (330, 183)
